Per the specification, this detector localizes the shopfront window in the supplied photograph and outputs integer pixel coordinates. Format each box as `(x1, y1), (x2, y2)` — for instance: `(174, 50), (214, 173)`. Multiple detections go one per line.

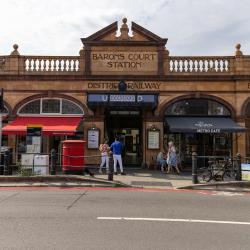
(164, 98), (233, 167)
(165, 99), (230, 116)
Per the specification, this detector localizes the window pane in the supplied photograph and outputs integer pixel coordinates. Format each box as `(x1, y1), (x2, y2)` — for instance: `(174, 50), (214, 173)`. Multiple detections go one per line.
(42, 99), (60, 113)
(62, 100), (83, 114)
(19, 100), (40, 114)
(165, 99), (230, 116)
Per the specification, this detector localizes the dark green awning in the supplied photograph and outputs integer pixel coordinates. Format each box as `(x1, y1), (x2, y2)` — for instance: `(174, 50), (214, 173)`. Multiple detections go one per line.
(166, 117), (246, 133)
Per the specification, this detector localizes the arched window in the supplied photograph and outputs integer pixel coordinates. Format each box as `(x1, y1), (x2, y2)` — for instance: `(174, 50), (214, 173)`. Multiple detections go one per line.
(2, 106), (9, 115)
(18, 98), (84, 115)
(165, 99), (231, 116)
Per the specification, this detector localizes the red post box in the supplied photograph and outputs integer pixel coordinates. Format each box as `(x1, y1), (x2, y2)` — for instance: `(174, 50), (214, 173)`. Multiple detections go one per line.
(62, 140), (86, 173)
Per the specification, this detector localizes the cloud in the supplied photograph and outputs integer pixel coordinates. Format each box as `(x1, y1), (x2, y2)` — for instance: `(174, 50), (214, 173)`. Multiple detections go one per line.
(0, 0), (250, 56)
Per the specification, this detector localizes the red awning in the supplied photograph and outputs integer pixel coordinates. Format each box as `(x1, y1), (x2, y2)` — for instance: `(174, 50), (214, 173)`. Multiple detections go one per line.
(2, 116), (83, 136)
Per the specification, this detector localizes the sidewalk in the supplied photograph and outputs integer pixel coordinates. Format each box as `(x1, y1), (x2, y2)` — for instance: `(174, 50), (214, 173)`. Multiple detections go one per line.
(95, 169), (193, 189)
(0, 169), (193, 189)
(95, 169), (250, 192)
(1, 168), (249, 192)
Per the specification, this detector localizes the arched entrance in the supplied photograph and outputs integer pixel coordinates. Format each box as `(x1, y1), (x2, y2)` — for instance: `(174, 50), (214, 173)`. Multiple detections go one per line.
(163, 98), (244, 168)
(105, 109), (142, 166)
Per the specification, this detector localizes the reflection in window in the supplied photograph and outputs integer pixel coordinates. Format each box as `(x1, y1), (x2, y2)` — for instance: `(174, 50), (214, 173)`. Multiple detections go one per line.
(42, 99), (60, 113)
(62, 100), (82, 114)
(165, 99), (230, 116)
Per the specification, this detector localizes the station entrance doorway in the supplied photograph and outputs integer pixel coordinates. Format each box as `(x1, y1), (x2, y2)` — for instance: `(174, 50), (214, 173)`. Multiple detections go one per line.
(105, 110), (142, 166)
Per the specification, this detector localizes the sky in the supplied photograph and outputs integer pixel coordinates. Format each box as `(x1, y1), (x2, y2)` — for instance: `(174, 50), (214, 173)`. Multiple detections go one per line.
(1, 0), (250, 56)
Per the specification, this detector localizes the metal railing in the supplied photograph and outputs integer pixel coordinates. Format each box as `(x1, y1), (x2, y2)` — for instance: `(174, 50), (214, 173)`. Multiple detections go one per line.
(192, 153), (242, 184)
(1, 151), (115, 181)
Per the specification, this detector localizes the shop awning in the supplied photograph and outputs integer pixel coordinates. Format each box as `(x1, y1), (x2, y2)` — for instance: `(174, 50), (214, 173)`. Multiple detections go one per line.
(166, 117), (246, 133)
(2, 116), (83, 136)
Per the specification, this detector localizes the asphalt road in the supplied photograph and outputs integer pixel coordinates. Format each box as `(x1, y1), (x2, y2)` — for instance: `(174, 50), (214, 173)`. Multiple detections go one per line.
(0, 188), (249, 250)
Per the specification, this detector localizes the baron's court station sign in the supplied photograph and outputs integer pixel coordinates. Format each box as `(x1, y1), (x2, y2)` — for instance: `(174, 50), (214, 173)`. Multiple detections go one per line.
(91, 52), (158, 74)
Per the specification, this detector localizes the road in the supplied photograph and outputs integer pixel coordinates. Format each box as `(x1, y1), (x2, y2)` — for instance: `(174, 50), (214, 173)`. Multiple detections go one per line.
(0, 187), (249, 250)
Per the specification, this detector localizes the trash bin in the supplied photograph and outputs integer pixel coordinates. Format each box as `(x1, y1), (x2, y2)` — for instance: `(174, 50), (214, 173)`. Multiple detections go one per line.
(62, 140), (86, 173)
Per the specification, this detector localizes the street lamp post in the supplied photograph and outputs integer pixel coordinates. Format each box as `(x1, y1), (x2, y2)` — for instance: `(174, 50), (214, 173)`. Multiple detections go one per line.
(236, 153), (242, 181)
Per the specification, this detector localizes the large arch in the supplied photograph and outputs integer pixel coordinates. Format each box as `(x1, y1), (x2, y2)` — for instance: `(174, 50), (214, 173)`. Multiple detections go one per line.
(240, 97), (250, 157)
(159, 93), (236, 118)
(240, 97), (250, 117)
(12, 93), (89, 116)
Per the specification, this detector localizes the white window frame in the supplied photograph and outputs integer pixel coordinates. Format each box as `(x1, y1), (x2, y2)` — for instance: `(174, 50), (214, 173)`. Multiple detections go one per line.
(17, 98), (84, 116)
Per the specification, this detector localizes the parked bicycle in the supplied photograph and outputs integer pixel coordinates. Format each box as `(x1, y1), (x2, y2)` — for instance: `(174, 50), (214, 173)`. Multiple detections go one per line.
(197, 158), (237, 183)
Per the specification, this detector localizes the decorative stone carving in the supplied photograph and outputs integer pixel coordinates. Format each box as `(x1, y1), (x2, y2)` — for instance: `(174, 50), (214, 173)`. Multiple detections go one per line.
(118, 18), (130, 40)
(10, 44), (20, 56)
(235, 43), (243, 56)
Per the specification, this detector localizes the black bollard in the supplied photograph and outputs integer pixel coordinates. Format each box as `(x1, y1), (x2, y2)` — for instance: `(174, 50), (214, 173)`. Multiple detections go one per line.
(192, 152), (198, 184)
(108, 155), (113, 181)
(0, 152), (3, 175)
(50, 149), (57, 175)
(236, 153), (242, 181)
(3, 151), (9, 175)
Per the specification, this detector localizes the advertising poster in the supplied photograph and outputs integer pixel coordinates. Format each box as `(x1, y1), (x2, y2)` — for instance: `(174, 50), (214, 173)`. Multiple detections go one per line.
(148, 130), (160, 149)
(87, 129), (99, 149)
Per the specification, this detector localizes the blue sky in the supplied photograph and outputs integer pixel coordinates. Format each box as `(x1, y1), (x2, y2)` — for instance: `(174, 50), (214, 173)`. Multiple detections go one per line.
(1, 0), (250, 56)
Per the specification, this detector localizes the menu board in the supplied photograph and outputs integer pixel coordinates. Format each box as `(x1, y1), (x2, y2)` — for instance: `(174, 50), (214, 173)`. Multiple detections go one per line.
(147, 130), (160, 149)
(87, 129), (99, 149)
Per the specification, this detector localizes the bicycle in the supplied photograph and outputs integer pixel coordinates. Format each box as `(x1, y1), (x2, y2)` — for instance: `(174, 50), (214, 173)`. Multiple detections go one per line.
(197, 158), (236, 183)
(221, 158), (237, 181)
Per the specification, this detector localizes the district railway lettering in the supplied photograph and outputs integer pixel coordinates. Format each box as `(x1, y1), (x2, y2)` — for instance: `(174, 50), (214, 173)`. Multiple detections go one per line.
(88, 82), (161, 90)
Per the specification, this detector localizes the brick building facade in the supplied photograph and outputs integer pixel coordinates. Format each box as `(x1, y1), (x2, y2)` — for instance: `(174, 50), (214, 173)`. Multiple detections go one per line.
(0, 18), (249, 168)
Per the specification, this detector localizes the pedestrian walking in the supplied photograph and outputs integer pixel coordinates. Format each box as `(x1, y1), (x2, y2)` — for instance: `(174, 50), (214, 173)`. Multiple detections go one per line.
(110, 136), (126, 175)
(99, 140), (110, 174)
(166, 141), (181, 174)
